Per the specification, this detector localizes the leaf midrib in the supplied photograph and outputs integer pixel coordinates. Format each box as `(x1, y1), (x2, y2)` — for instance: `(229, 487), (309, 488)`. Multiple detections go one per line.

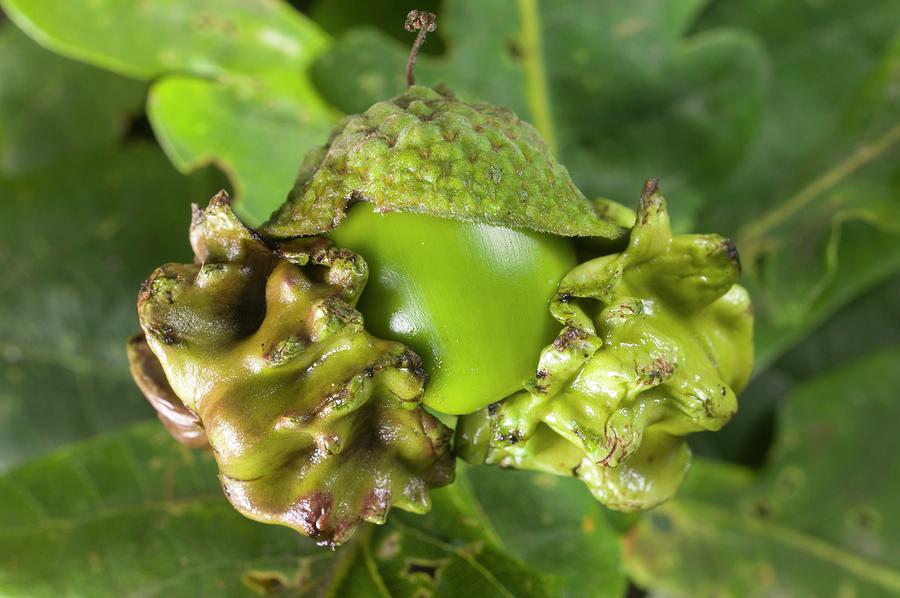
(0, 339), (129, 381)
(738, 122), (900, 249)
(128, 554), (333, 598)
(517, 0), (557, 154)
(0, 493), (226, 536)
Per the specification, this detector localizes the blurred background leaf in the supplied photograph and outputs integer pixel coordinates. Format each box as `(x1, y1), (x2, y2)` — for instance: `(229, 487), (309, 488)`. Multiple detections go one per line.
(0, 24), (144, 176)
(686, 0), (900, 474)
(0, 423), (624, 597)
(460, 466), (627, 598)
(692, 272), (900, 465)
(2, 0), (334, 224)
(0, 145), (222, 472)
(626, 348), (900, 597)
(695, 0), (900, 367)
(0, 17), (225, 471)
(0, 0), (898, 595)
(147, 74), (330, 223)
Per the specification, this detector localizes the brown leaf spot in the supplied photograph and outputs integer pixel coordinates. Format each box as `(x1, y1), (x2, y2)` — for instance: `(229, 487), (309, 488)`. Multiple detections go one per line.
(377, 532), (402, 560)
(754, 562), (776, 587)
(242, 570), (290, 595)
(847, 505), (882, 533)
(581, 515), (596, 534)
(748, 498), (775, 519)
(403, 558), (447, 584)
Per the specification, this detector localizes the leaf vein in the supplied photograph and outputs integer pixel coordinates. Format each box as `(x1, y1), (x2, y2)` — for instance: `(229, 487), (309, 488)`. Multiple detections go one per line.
(668, 499), (900, 591)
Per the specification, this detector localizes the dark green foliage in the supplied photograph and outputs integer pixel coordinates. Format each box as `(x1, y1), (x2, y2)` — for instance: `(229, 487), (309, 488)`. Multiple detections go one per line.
(0, 0), (898, 595)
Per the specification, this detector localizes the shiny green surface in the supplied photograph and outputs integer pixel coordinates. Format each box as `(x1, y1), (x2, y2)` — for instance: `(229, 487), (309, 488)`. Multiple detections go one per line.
(330, 202), (578, 415)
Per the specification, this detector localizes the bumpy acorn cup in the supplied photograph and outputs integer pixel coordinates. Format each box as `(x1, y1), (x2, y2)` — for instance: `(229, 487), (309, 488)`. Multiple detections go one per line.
(263, 85), (625, 239)
(129, 192), (455, 547)
(457, 180), (754, 511)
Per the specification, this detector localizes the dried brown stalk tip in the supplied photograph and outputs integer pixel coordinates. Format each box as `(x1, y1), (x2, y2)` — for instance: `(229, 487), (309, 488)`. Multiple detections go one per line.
(405, 10), (437, 33)
(405, 10), (437, 86)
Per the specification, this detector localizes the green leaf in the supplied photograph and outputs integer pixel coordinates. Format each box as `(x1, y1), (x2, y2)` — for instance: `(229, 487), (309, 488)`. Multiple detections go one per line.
(0, 422), (625, 596)
(775, 275), (900, 378)
(0, 23), (144, 176)
(1, 0), (335, 224)
(697, 0), (899, 175)
(696, 2), (900, 366)
(626, 348), (900, 596)
(460, 466), (627, 598)
(0, 144), (223, 471)
(148, 76), (332, 224)
(0, 423), (327, 597)
(692, 272), (900, 464)
(309, 0), (767, 233)
(1, 0), (328, 82)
